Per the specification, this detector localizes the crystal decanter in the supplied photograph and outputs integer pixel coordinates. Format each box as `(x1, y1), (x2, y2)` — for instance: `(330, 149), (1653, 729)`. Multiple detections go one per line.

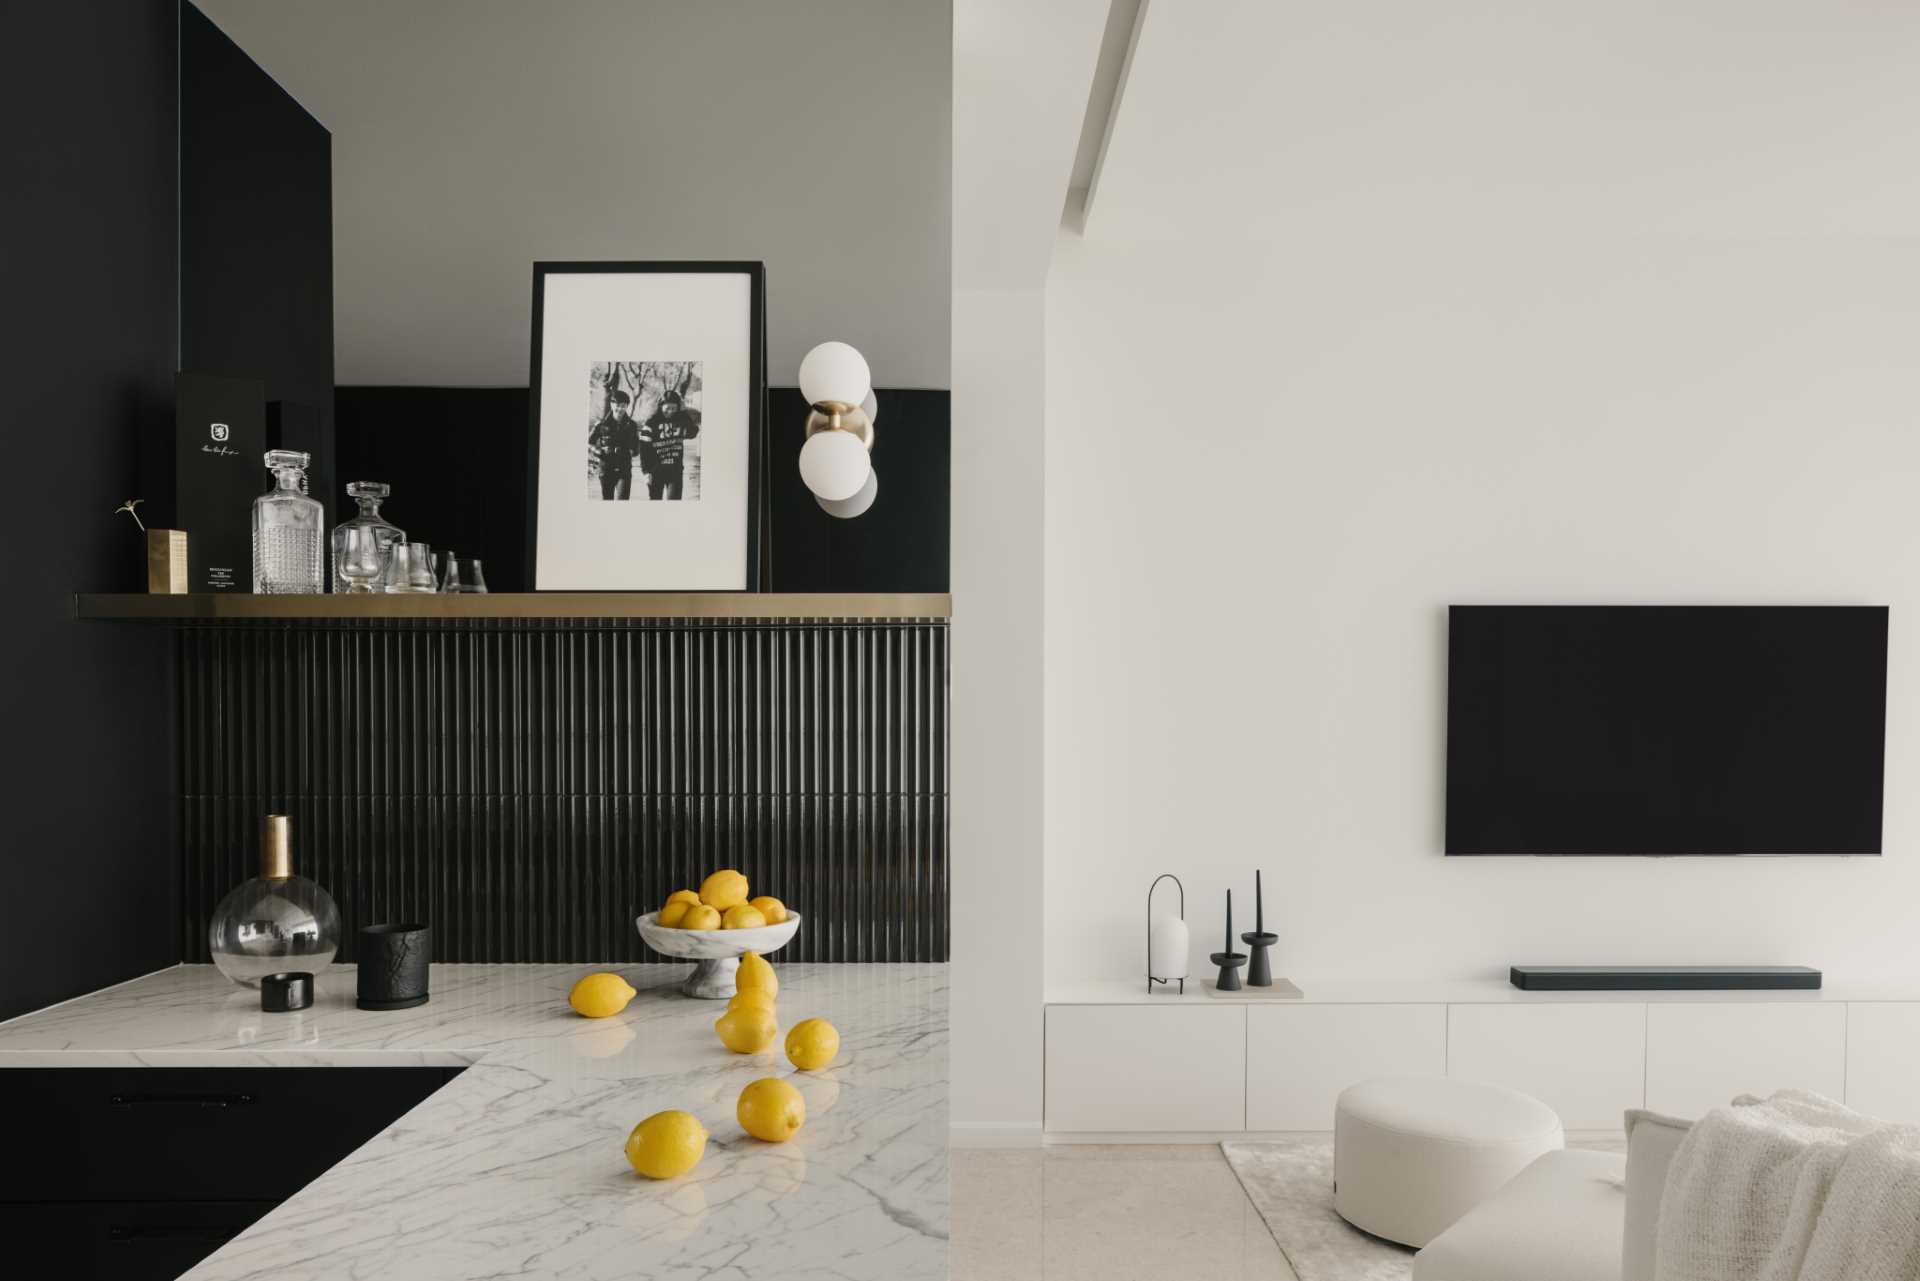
(330, 481), (406, 594)
(252, 449), (324, 593)
(208, 815), (341, 988)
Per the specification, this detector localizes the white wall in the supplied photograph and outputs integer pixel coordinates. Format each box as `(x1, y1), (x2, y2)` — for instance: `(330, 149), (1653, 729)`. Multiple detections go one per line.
(1045, 1), (1920, 988)
(193, 0), (950, 388)
(949, 0), (1108, 1137)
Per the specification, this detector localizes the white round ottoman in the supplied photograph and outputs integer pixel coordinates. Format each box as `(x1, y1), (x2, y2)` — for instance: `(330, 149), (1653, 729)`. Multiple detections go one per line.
(1333, 1077), (1563, 1248)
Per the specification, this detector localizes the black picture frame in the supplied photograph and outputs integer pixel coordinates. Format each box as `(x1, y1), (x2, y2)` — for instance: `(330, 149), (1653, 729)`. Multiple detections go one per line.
(526, 261), (766, 590)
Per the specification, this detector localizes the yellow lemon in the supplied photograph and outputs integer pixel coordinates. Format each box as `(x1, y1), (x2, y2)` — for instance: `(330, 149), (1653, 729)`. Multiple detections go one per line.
(657, 900), (692, 928)
(785, 1018), (840, 1071)
(699, 869), (750, 910)
(568, 972), (637, 1018)
(665, 889), (701, 909)
(728, 988), (777, 1016)
(721, 904), (767, 930)
(715, 1005), (778, 1054)
(681, 904), (722, 931)
(736, 951), (778, 998)
(624, 1110), (707, 1179)
(737, 1077), (806, 1143)
(748, 896), (787, 925)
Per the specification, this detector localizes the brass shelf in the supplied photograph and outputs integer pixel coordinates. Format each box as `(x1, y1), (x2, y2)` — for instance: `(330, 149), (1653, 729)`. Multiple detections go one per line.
(74, 592), (952, 622)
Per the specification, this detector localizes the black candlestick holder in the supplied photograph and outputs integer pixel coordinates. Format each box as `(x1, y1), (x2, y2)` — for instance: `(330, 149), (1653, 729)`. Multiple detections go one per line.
(1211, 949), (1247, 990)
(1241, 930), (1278, 986)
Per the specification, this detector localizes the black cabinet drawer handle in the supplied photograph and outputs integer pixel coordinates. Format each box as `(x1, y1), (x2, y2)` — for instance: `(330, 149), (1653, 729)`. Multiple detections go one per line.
(109, 1224), (237, 1244)
(108, 1093), (257, 1109)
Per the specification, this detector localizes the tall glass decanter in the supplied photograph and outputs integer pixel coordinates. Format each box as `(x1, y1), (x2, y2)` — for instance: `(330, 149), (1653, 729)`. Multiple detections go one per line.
(330, 481), (406, 594)
(252, 449), (324, 593)
(208, 815), (341, 988)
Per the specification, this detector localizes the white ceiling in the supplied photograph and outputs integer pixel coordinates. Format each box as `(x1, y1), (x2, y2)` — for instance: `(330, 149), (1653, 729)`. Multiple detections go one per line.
(1089, 0), (1920, 246)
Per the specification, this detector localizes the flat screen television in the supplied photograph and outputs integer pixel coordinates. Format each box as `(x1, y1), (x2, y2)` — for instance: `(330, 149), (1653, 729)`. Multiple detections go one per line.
(1445, 606), (1888, 855)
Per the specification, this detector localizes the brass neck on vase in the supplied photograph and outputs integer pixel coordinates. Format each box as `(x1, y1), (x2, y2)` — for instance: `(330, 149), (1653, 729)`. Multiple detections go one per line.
(261, 815), (293, 880)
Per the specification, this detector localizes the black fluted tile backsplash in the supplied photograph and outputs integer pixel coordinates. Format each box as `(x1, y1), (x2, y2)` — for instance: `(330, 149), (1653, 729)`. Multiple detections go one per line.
(180, 619), (948, 962)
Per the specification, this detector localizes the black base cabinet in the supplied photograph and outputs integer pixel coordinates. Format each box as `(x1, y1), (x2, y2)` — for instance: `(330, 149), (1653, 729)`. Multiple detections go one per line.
(0, 1202), (277, 1281)
(1, 1067), (463, 1280)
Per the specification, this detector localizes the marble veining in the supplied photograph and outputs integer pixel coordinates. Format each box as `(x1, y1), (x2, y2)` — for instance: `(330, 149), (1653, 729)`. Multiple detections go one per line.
(0, 963), (948, 1280)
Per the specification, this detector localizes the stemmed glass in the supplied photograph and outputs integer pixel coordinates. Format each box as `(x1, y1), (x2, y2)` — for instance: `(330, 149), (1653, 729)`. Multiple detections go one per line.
(336, 527), (387, 594)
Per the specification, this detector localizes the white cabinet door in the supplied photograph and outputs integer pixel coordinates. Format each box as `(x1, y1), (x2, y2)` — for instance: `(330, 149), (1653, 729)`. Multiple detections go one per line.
(1645, 1003), (1846, 1120)
(1846, 1003), (1920, 1125)
(1246, 1004), (1446, 1131)
(1447, 1002), (1647, 1130)
(1045, 1005), (1246, 1132)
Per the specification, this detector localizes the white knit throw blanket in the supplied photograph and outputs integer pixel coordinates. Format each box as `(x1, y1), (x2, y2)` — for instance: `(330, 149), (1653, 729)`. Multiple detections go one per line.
(1654, 1089), (1920, 1281)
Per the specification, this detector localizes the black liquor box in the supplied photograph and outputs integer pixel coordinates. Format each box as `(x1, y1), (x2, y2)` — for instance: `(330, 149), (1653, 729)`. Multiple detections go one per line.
(174, 373), (264, 592)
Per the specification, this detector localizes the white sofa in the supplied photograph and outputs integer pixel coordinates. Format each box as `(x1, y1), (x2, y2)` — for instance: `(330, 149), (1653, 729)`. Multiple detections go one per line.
(1413, 1110), (1690, 1281)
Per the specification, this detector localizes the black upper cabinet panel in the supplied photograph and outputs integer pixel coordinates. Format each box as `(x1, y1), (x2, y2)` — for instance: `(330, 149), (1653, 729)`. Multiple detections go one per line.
(179, 2), (337, 526)
(0, 0), (179, 1023)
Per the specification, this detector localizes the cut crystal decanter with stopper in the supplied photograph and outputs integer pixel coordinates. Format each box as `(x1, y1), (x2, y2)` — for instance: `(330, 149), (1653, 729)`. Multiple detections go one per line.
(252, 449), (324, 593)
(330, 481), (406, 594)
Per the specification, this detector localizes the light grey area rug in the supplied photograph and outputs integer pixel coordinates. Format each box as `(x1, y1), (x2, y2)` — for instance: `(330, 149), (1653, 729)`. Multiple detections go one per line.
(1223, 1137), (1630, 1281)
(1221, 1138), (1413, 1281)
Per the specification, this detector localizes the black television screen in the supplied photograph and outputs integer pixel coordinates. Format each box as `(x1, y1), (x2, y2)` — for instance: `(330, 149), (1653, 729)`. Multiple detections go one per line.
(1445, 606), (1888, 855)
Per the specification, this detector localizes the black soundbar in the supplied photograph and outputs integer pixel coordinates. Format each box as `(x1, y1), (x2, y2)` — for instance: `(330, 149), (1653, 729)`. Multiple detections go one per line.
(1509, 965), (1822, 992)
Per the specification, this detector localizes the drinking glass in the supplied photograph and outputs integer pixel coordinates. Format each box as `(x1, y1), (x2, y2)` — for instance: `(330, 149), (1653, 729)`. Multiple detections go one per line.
(336, 526), (387, 594)
(442, 556), (489, 594)
(384, 542), (438, 593)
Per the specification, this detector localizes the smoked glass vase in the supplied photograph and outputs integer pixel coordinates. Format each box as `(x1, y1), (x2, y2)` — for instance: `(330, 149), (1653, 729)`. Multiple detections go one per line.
(209, 815), (341, 988)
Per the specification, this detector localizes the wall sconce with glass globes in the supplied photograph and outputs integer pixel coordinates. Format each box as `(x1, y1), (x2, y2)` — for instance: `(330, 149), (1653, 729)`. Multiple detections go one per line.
(797, 341), (879, 519)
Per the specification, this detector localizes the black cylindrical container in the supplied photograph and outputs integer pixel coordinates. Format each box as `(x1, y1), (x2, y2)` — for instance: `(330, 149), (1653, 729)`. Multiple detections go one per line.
(261, 971), (314, 1012)
(357, 923), (431, 1010)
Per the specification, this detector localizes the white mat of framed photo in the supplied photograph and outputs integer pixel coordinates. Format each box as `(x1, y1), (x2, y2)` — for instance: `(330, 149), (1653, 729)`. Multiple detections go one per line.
(529, 264), (762, 589)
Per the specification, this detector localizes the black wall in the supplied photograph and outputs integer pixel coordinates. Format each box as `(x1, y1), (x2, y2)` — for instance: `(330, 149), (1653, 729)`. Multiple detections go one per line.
(335, 387), (534, 592)
(0, 1), (180, 1020)
(179, 619), (949, 963)
(179, 3), (336, 526)
(337, 386), (950, 592)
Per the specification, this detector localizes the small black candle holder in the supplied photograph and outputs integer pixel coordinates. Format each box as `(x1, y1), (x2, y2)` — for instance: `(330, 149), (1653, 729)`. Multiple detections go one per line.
(1243, 868), (1277, 986)
(1212, 885), (1247, 990)
(1241, 931), (1278, 986)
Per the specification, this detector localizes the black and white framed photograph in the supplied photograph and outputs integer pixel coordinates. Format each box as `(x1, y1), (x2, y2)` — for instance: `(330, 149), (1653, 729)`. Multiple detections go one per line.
(528, 262), (764, 589)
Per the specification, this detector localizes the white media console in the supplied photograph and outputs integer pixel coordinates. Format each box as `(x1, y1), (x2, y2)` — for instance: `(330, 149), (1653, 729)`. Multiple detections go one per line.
(1043, 977), (1920, 1137)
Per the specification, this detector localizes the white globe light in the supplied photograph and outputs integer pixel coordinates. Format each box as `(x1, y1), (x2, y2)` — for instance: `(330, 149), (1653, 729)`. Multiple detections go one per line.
(798, 429), (871, 501)
(817, 468), (878, 519)
(860, 390), (878, 426)
(798, 341), (871, 409)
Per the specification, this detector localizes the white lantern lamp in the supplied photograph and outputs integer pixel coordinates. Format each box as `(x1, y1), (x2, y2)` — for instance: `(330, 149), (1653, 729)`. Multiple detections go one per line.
(1147, 874), (1189, 994)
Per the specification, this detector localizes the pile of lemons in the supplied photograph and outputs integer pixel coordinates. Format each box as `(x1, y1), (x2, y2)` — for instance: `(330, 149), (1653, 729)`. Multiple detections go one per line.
(565, 945), (843, 1183)
(655, 869), (788, 931)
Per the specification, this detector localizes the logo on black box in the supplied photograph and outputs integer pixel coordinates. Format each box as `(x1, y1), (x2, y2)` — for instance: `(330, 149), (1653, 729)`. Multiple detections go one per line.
(210, 422), (230, 442)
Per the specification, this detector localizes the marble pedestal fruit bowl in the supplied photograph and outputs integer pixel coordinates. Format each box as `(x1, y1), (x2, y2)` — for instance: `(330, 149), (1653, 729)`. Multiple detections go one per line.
(635, 912), (801, 997)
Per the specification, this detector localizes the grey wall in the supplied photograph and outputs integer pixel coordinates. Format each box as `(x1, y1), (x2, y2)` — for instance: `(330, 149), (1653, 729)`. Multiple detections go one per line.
(192, 0), (953, 389)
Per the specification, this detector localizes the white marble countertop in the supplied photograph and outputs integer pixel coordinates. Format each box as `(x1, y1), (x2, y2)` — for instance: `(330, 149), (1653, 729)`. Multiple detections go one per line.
(0, 963), (948, 1280)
